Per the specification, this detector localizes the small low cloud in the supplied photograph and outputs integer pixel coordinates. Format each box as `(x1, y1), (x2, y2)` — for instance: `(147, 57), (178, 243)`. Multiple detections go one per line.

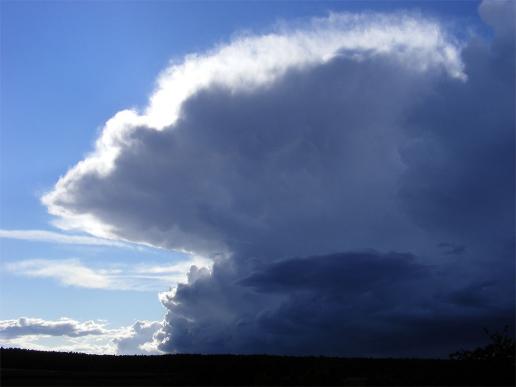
(0, 317), (163, 355)
(0, 317), (107, 340)
(4, 257), (211, 292)
(113, 320), (163, 355)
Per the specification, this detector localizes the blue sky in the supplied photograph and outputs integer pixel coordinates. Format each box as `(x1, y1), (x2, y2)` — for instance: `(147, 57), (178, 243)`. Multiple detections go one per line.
(1, 0), (513, 355)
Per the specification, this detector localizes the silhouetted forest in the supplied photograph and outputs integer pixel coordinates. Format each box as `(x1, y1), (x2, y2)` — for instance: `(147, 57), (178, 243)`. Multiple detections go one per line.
(1, 347), (514, 386)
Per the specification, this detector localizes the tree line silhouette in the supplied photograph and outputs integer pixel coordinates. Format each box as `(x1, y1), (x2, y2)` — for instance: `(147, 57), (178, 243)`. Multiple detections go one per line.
(1, 330), (514, 386)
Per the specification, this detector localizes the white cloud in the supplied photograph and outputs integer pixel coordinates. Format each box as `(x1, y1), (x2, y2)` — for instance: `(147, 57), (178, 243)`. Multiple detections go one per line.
(0, 317), (108, 339)
(0, 317), (163, 355)
(5, 259), (110, 289)
(113, 320), (163, 355)
(4, 257), (212, 291)
(3, 334), (117, 355)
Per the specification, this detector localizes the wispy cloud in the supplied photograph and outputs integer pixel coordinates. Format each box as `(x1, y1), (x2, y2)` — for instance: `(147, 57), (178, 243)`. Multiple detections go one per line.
(4, 257), (211, 292)
(5, 259), (111, 289)
(0, 229), (129, 248)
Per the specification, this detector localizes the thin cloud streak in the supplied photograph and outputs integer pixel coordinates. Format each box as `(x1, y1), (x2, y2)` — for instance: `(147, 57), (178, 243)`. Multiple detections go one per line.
(4, 257), (212, 292)
(0, 229), (130, 248)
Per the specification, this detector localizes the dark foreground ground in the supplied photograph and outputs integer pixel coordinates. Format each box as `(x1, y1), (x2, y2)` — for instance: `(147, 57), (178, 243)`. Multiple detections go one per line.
(1, 348), (514, 386)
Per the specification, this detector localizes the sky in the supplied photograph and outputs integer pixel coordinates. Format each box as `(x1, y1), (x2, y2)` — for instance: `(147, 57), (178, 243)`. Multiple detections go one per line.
(0, 0), (514, 356)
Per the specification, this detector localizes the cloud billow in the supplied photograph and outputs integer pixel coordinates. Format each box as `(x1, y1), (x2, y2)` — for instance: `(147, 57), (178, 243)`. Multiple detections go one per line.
(42, 1), (514, 356)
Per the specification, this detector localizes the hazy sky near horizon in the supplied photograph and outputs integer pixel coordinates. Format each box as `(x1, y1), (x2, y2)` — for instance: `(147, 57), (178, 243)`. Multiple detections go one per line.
(0, 0), (514, 356)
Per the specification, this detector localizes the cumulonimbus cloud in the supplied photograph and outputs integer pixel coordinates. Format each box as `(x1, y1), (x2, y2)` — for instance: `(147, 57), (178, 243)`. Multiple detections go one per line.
(41, 1), (514, 356)
(42, 10), (465, 248)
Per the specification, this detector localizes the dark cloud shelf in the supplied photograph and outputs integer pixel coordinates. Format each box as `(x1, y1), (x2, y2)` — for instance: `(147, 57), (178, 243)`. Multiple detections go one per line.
(1, 348), (514, 386)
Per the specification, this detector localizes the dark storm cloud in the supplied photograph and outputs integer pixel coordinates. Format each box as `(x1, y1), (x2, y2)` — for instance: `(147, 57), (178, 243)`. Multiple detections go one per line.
(240, 252), (425, 294)
(56, 55), (434, 259)
(159, 251), (512, 357)
(43, 12), (464, 256)
(43, 1), (514, 356)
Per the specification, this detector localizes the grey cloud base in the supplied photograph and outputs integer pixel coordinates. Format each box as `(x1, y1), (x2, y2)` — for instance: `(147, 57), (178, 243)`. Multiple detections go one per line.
(159, 251), (513, 357)
(45, 2), (514, 357)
